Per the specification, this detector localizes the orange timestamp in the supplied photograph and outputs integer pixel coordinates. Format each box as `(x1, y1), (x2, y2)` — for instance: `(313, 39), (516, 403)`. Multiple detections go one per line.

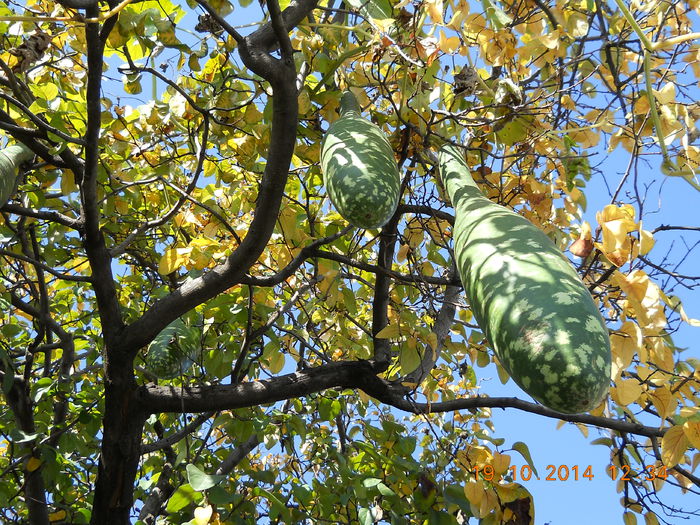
(472, 464), (669, 482)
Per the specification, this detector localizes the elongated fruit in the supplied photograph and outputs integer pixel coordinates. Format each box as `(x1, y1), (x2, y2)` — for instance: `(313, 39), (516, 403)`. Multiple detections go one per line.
(321, 91), (400, 229)
(144, 318), (199, 379)
(438, 144), (610, 413)
(0, 143), (33, 207)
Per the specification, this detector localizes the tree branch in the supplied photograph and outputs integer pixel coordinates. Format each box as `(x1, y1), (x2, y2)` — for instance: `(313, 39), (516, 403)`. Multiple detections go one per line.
(399, 279), (459, 386)
(120, 1), (317, 355)
(314, 248), (459, 286)
(139, 359), (665, 439)
(0, 248), (93, 283)
(1, 203), (83, 231)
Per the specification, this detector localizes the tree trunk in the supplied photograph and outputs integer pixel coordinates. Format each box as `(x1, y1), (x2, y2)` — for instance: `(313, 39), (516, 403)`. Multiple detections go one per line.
(90, 357), (147, 525)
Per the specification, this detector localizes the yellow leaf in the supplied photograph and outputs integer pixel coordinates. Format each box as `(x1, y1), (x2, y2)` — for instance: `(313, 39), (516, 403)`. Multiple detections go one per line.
(639, 228), (655, 255)
(426, 332), (438, 351)
(399, 343), (423, 375)
(203, 220), (220, 239)
(447, 7), (468, 31)
(464, 480), (484, 506)
(158, 247), (190, 275)
(479, 487), (499, 519)
(396, 244), (410, 263)
(492, 452), (510, 476)
(194, 505), (213, 525)
(653, 83), (676, 105)
(682, 421), (700, 449)
(644, 513), (660, 525)
(613, 270), (667, 332)
(467, 444), (493, 465)
(297, 90), (312, 116)
(496, 360), (510, 384)
(597, 203), (636, 224)
(610, 323), (639, 380)
(61, 171), (78, 195)
(662, 295), (700, 327)
(375, 323), (400, 339)
(372, 18), (394, 32)
(49, 510), (67, 522)
(265, 349), (285, 374)
(426, 0), (444, 25)
(539, 29), (562, 50)
(612, 378), (643, 406)
(649, 387), (675, 420)
(26, 457), (41, 472)
(661, 425), (689, 467)
(438, 30), (460, 53)
(623, 512), (638, 525)
(596, 204), (637, 265)
(570, 127), (600, 148)
(567, 12), (589, 38)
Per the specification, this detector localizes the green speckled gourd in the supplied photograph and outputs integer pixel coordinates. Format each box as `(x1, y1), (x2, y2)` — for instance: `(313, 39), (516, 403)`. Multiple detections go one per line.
(321, 91), (400, 229)
(0, 143), (33, 208)
(438, 144), (611, 414)
(144, 318), (199, 379)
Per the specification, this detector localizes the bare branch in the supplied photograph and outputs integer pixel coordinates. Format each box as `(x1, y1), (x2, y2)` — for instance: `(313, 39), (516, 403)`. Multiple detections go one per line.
(1, 203), (83, 231)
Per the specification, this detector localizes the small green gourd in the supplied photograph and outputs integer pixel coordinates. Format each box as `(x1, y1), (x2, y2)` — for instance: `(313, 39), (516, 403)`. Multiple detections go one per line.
(438, 144), (611, 414)
(320, 91), (400, 229)
(0, 143), (33, 208)
(144, 318), (199, 379)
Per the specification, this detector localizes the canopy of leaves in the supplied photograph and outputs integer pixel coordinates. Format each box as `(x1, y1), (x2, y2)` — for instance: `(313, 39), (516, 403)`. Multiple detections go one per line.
(0, 0), (699, 524)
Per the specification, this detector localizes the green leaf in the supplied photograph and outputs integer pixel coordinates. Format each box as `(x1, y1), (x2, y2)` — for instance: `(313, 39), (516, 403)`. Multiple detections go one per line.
(362, 477), (382, 488)
(345, 0), (393, 21)
(444, 484), (472, 516)
(253, 487), (291, 520)
(429, 509), (458, 525)
(31, 377), (53, 403)
(165, 483), (201, 513)
(358, 507), (373, 525)
(399, 343), (422, 376)
(318, 397), (341, 422)
(186, 464), (225, 491)
(481, 0), (513, 29)
(376, 482), (395, 496)
(12, 430), (40, 444)
(511, 441), (538, 477)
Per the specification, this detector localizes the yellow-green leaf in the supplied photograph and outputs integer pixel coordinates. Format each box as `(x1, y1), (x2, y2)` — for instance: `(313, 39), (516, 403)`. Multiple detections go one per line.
(623, 512), (638, 525)
(49, 510), (67, 522)
(375, 323), (400, 339)
(399, 343), (422, 376)
(26, 457), (41, 472)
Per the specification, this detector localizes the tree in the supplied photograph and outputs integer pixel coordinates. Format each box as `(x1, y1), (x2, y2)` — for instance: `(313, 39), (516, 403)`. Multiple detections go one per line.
(0, 0), (698, 523)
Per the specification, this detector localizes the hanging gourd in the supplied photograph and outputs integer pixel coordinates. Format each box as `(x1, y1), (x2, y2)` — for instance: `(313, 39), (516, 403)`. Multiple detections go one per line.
(438, 143), (611, 414)
(0, 143), (33, 208)
(320, 90), (401, 229)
